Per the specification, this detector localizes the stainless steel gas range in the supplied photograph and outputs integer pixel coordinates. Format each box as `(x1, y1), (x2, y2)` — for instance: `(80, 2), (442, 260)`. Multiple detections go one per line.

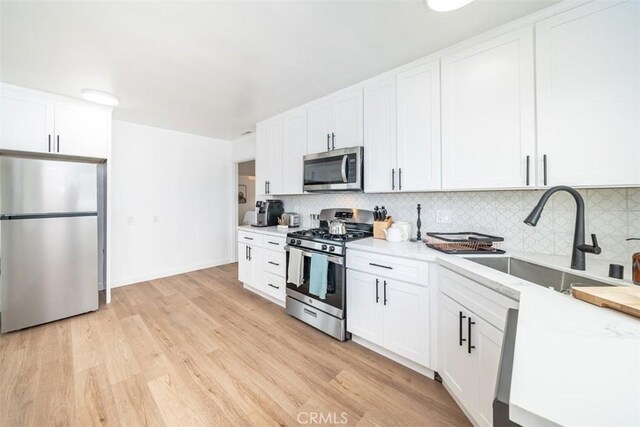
(284, 208), (374, 341)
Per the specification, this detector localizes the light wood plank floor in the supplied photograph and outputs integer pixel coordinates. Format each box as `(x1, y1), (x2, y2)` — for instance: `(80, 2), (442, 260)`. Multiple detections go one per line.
(0, 263), (470, 426)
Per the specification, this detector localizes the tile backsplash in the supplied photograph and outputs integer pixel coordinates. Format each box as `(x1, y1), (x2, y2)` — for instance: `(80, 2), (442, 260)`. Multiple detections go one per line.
(280, 188), (640, 264)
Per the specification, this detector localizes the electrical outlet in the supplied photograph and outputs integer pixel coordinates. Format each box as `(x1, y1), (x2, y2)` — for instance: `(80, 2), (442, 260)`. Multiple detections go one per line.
(436, 210), (452, 224)
(153, 215), (160, 224)
(127, 216), (134, 225)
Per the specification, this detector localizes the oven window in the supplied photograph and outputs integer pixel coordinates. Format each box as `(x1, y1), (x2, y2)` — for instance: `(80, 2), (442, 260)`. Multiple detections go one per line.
(285, 251), (344, 311)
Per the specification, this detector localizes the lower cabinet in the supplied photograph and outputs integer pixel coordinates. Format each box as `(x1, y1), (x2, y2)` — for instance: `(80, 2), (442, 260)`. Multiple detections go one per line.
(237, 230), (286, 304)
(438, 267), (516, 427)
(347, 270), (430, 367)
(238, 242), (262, 289)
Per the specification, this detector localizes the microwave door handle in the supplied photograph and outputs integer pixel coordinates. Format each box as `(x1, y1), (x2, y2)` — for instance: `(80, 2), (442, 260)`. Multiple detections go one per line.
(341, 155), (348, 183)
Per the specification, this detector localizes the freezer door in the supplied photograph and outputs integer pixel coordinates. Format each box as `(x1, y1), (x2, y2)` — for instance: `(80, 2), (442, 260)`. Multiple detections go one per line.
(0, 157), (97, 215)
(0, 215), (98, 332)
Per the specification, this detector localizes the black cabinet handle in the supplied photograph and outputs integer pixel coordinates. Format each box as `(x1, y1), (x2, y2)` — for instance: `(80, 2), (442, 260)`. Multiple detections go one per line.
(264, 181), (267, 194)
(267, 283), (280, 289)
(468, 317), (476, 354)
(48, 134), (51, 152)
(543, 154), (548, 186)
(398, 168), (402, 191)
(526, 155), (530, 186)
(459, 312), (467, 346)
(56, 135), (60, 152)
(245, 246), (249, 260)
(244, 237), (254, 241)
(266, 181), (270, 194)
(248, 246), (252, 261)
(331, 132), (335, 150)
(369, 262), (392, 270)
(375, 278), (380, 303)
(327, 134), (330, 151)
(383, 280), (388, 305)
(267, 241), (279, 246)
(268, 261), (280, 266)
(391, 169), (395, 190)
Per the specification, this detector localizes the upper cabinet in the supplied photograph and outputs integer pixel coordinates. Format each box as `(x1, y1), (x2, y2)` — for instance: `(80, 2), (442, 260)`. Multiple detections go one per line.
(441, 26), (535, 190)
(255, 117), (283, 197)
(0, 84), (111, 159)
(396, 60), (441, 192)
(535, 0), (640, 187)
(307, 87), (363, 154)
(281, 107), (307, 195)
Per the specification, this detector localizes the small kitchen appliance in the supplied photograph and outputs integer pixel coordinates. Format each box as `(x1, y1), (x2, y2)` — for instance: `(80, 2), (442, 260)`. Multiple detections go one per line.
(253, 200), (284, 227)
(284, 208), (374, 340)
(280, 213), (300, 228)
(303, 146), (364, 192)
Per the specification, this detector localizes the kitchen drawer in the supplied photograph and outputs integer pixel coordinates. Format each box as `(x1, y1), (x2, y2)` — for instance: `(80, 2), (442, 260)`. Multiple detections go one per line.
(263, 236), (286, 250)
(439, 267), (518, 331)
(238, 230), (263, 246)
(263, 250), (285, 277)
(347, 250), (430, 285)
(262, 271), (285, 301)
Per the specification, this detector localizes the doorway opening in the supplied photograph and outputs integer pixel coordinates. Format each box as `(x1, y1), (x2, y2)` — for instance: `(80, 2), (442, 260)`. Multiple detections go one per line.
(237, 160), (255, 226)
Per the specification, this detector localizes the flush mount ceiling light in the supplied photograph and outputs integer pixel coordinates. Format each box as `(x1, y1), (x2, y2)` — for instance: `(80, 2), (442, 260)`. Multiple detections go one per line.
(427, 0), (475, 12)
(81, 89), (119, 106)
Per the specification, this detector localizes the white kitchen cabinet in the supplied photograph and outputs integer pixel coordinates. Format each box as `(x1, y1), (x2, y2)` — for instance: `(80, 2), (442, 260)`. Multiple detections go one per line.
(536, 0), (640, 187)
(345, 270), (384, 345)
(237, 229), (287, 304)
(255, 117), (283, 196)
(0, 84), (111, 158)
(476, 318), (503, 427)
(396, 60), (441, 191)
(346, 261), (430, 368)
(281, 108), (307, 195)
(54, 101), (110, 158)
(441, 26), (535, 190)
(383, 279), (430, 367)
(237, 242), (257, 287)
(364, 76), (397, 193)
(0, 87), (54, 153)
(307, 87), (363, 154)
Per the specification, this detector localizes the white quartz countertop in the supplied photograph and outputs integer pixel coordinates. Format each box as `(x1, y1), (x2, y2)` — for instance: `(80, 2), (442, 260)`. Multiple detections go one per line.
(237, 225), (292, 239)
(346, 237), (640, 426)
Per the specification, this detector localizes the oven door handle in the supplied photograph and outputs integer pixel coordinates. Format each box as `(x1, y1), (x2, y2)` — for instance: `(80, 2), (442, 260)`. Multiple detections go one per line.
(284, 245), (344, 265)
(341, 155), (349, 183)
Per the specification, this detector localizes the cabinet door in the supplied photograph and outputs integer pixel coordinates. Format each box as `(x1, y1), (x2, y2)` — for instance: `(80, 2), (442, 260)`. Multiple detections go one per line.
(255, 121), (270, 197)
(267, 118), (283, 194)
(307, 100), (332, 154)
(473, 315), (503, 427)
(441, 26), (535, 190)
(238, 243), (253, 285)
(346, 270), (383, 346)
(396, 60), (441, 192)
(54, 102), (110, 158)
(536, 0), (640, 187)
(382, 279), (429, 367)
(364, 76), (397, 193)
(439, 294), (477, 414)
(331, 87), (363, 149)
(0, 88), (55, 153)
(281, 108), (307, 195)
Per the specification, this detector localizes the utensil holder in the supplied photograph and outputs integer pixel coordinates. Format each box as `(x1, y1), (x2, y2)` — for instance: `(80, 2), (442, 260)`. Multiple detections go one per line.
(373, 218), (393, 239)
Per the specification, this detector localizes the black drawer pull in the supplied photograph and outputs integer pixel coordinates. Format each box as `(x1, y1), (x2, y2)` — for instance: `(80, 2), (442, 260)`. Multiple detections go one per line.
(268, 261), (280, 266)
(375, 278), (380, 303)
(369, 262), (392, 270)
(268, 241), (280, 245)
(244, 237), (254, 240)
(459, 311), (467, 346)
(303, 308), (317, 318)
(383, 280), (388, 305)
(468, 317), (476, 354)
(267, 283), (280, 289)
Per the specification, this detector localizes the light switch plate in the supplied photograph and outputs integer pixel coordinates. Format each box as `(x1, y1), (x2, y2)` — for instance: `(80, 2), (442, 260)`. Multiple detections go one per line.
(436, 210), (452, 224)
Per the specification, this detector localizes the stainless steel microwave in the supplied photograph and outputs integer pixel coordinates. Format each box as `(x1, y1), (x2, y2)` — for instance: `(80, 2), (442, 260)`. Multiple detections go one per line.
(303, 146), (363, 192)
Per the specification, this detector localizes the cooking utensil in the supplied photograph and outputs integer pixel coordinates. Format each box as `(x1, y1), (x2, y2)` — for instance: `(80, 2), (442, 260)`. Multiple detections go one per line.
(329, 219), (347, 235)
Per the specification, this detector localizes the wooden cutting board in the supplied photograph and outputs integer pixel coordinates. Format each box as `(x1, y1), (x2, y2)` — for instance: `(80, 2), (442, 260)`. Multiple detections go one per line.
(573, 286), (640, 318)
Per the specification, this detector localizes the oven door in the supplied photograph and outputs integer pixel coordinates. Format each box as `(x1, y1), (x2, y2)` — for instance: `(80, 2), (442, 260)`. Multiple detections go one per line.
(303, 146), (363, 192)
(285, 246), (346, 318)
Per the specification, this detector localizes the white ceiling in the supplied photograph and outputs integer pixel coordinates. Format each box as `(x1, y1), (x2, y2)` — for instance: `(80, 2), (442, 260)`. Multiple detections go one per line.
(1, 0), (559, 141)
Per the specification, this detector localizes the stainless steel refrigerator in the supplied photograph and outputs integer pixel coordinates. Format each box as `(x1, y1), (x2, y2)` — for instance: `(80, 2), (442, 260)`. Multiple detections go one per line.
(0, 156), (99, 333)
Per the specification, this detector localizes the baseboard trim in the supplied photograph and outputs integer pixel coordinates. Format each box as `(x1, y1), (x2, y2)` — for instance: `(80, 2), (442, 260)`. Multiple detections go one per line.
(351, 335), (435, 379)
(110, 258), (232, 288)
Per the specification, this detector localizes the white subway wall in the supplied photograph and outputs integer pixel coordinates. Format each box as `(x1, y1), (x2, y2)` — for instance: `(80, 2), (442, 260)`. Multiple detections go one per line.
(111, 120), (233, 287)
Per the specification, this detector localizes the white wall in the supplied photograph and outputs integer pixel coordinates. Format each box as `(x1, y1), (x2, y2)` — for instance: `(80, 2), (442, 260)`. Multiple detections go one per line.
(232, 133), (256, 162)
(110, 120), (233, 287)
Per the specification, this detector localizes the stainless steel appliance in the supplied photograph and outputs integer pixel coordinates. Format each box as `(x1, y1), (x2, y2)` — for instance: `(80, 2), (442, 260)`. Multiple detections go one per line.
(285, 208), (374, 340)
(303, 146), (363, 192)
(253, 199), (284, 227)
(0, 156), (99, 333)
(281, 213), (300, 228)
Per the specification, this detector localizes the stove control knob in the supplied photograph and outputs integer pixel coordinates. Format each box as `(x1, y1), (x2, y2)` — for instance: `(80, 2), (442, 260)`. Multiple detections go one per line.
(321, 245), (327, 250)
(329, 246), (335, 252)
(296, 240), (301, 245)
(289, 238), (296, 244)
